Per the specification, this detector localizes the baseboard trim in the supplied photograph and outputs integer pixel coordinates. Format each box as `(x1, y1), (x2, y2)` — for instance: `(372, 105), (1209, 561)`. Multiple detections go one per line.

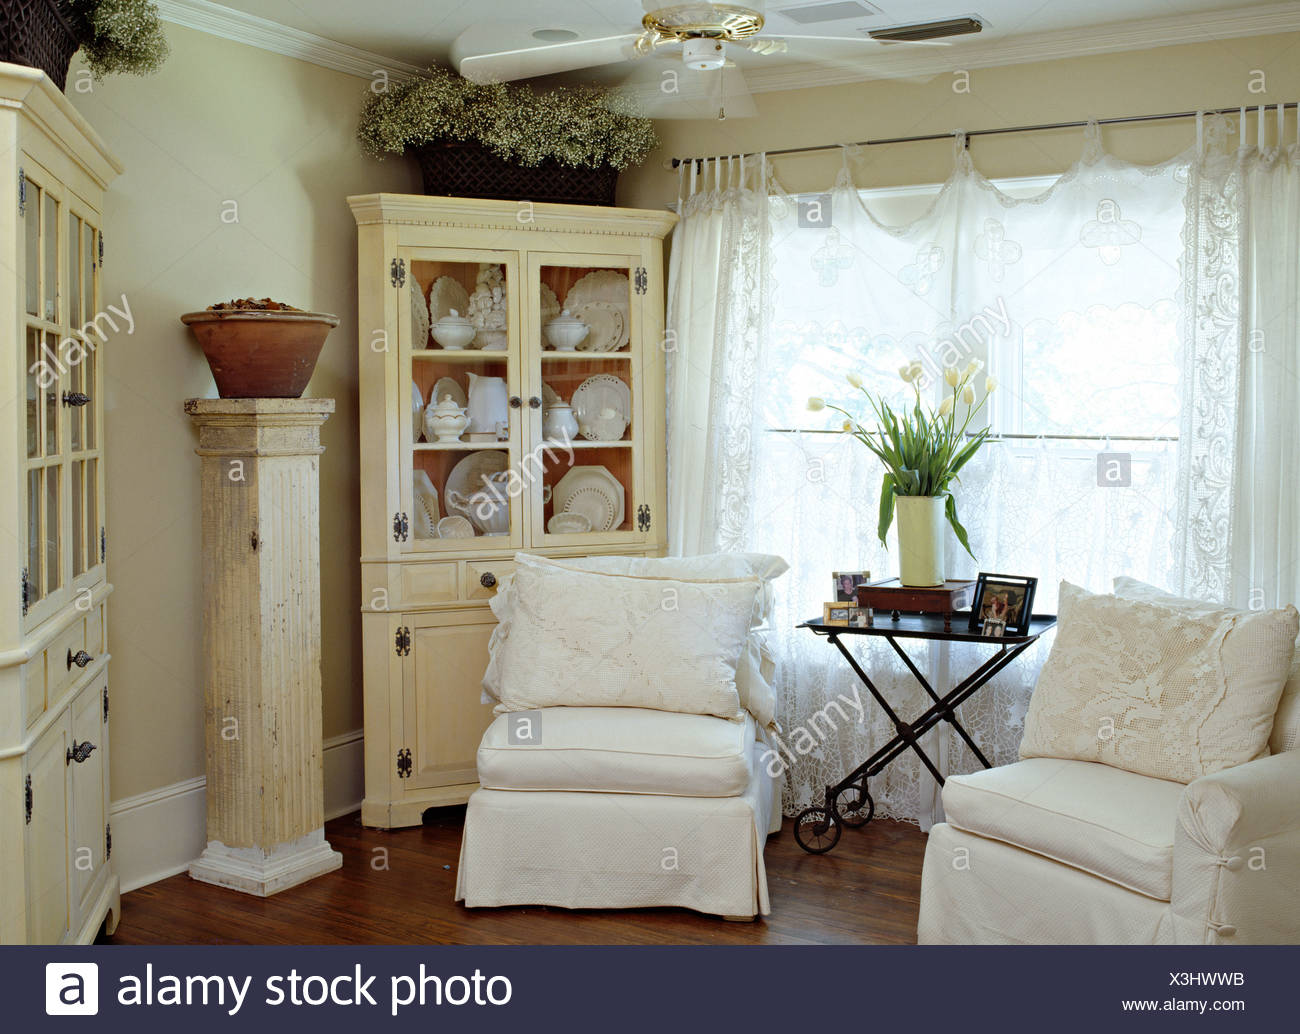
(111, 730), (364, 892)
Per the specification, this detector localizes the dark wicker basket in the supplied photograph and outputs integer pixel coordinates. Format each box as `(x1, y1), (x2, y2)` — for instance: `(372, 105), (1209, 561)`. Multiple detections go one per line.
(0, 0), (80, 89)
(415, 141), (619, 207)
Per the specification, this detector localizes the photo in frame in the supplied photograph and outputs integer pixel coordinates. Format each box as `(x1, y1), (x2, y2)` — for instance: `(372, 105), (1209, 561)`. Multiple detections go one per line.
(833, 570), (872, 603)
(967, 573), (1038, 637)
(823, 602), (855, 626)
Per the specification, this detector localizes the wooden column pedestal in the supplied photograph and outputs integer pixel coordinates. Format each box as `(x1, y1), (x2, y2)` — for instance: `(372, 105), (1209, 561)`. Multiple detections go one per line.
(184, 398), (342, 896)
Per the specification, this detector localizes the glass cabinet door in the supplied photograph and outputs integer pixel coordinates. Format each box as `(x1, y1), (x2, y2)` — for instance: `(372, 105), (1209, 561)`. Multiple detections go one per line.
(67, 207), (104, 590)
(526, 254), (649, 546)
(400, 249), (525, 552)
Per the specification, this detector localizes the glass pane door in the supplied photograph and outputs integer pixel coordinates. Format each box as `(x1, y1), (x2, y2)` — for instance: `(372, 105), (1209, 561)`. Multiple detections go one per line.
(528, 255), (646, 546)
(68, 209), (104, 584)
(401, 250), (524, 551)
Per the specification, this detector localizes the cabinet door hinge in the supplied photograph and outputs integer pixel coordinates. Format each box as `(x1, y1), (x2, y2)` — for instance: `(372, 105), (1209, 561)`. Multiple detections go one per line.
(103, 686), (109, 723)
(100, 526), (106, 563)
(397, 747), (413, 779)
(25, 775), (32, 824)
(20, 568), (30, 617)
(390, 258), (406, 288)
(18, 167), (26, 215)
(395, 626), (411, 657)
(98, 231), (104, 268)
(106, 823), (112, 860)
(634, 266), (648, 295)
(637, 503), (652, 532)
(392, 512), (409, 542)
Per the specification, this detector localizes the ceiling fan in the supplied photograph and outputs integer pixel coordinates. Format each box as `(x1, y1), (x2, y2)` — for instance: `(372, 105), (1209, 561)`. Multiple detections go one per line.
(451, 3), (985, 120)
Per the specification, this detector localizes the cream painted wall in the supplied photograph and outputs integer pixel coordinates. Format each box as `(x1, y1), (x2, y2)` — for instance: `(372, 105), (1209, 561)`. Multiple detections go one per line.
(65, 19), (1300, 808)
(620, 31), (1300, 207)
(67, 23), (416, 801)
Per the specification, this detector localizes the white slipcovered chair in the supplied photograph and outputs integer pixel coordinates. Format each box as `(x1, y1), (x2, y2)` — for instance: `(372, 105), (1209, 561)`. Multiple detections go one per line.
(455, 552), (787, 920)
(919, 581), (1300, 944)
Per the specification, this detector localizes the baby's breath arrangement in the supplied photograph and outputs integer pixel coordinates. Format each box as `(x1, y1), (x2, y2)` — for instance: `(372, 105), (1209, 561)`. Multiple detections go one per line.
(68, 0), (170, 79)
(358, 66), (658, 171)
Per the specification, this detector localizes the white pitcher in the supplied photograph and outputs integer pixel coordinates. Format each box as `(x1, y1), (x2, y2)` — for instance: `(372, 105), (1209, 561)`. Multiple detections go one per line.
(466, 372), (510, 436)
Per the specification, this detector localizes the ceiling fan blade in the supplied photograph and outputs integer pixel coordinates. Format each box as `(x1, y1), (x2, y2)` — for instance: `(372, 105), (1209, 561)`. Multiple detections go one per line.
(773, 32), (952, 47)
(452, 29), (642, 83)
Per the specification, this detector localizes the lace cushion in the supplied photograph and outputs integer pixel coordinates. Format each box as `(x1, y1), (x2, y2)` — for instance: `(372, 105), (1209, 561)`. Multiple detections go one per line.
(1113, 577), (1300, 754)
(1020, 582), (1299, 782)
(492, 560), (761, 719)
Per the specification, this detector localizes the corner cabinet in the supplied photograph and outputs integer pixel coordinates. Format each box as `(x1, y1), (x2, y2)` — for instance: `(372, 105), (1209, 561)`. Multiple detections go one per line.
(349, 194), (676, 828)
(0, 64), (123, 943)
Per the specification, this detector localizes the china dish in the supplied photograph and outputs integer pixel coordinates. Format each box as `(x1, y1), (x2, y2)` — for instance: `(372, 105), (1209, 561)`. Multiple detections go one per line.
(539, 282), (561, 326)
(428, 275), (470, 324)
(411, 279), (430, 349)
(547, 511), (592, 535)
(411, 381), (424, 443)
(445, 451), (509, 524)
(565, 270), (630, 350)
(413, 470), (441, 538)
(432, 376), (467, 410)
(553, 465), (624, 532)
(571, 301), (625, 353)
(431, 310), (476, 350)
(571, 374), (631, 441)
(436, 515), (475, 538)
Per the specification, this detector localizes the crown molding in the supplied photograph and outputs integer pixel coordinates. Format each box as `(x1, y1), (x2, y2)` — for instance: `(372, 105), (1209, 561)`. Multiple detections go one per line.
(746, 1), (1300, 94)
(154, 0), (1300, 95)
(153, 0), (425, 81)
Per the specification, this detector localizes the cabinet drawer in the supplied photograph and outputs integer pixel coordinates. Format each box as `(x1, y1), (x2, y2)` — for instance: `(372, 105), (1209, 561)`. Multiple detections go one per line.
(398, 562), (459, 606)
(464, 560), (515, 601)
(46, 618), (88, 705)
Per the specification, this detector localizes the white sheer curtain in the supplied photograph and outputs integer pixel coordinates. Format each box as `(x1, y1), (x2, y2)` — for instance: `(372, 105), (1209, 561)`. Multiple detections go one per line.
(666, 109), (1299, 825)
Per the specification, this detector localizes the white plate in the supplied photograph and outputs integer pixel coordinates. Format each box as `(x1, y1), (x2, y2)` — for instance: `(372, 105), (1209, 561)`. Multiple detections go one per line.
(411, 381), (424, 443)
(572, 301), (625, 353)
(436, 515), (475, 538)
(565, 270), (630, 350)
(411, 279), (430, 349)
(413, 470), (440, 538)
(562, 487), (615, 532)
(431, 376), (466, 410)
(428, 275), (470, 325)
(572, 374), (630, 441)
(554, 465), (624, 532)
(445, 451), (509, 524)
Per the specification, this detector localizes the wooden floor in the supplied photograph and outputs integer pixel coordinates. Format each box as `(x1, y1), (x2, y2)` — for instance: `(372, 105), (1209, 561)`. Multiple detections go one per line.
(109, 807), (927, 945)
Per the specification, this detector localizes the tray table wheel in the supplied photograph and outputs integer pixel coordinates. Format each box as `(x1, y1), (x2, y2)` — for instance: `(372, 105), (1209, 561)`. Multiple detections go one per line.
(834, 785), (875, 828)
(793, 807), (842, 854)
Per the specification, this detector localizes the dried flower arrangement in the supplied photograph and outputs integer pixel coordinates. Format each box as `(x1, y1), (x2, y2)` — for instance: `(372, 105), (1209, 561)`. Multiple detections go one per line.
(357, 64), (658, 172)
(67, 0), (169, 79)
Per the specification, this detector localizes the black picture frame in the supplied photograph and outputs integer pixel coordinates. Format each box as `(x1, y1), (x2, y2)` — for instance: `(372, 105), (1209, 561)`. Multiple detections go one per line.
(967, 573), (1038, 637)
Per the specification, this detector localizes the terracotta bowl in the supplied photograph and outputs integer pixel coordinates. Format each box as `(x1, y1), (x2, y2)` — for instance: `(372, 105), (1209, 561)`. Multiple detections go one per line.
(181, 309), (340, 399)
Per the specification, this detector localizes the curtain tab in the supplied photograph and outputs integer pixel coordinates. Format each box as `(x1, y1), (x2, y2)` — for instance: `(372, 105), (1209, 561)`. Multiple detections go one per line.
(1195, 111), (1204, 156)
(1082, 119), (1103, 163)
(952, 131), (973, 172)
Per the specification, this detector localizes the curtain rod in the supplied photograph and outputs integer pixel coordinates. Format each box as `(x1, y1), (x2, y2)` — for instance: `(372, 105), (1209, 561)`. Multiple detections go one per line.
(668, 102), (1298, 168)
(769, 430), (1179, 443)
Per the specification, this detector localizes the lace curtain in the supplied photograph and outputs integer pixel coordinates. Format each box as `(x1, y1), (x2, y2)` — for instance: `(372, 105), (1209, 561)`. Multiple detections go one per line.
(666, 111), (1299, 825)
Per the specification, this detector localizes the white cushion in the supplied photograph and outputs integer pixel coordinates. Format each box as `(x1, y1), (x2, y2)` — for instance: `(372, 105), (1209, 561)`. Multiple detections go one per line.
(485, 552), (786, 726)
(477, 707), (755, 797)
(492, 556), (760, 718)
(943, 758), (1185, 900)
(1114, 576), (1300, 755)
(1020, 581), (1298, 782)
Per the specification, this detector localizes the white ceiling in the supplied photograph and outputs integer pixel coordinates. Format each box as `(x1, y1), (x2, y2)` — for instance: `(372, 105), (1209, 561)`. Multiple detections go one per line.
(169, 0), (1300, 91)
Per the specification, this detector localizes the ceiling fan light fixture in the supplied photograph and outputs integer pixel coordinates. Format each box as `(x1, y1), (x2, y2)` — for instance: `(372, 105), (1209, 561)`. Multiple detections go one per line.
(641, 4), (765, 42)
(682, 38), (727, 70)
(868, 16), (984, 43)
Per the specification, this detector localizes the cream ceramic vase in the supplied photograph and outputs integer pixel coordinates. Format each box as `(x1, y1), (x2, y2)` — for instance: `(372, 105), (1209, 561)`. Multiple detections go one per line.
(895, 495), (946, 587)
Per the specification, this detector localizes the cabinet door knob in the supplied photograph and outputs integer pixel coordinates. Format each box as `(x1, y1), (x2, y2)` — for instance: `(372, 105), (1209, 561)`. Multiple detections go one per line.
(479, 572), (497, 589)
(509, 396), (522, 409)
(528, 396), (542, 409)
(66, 741), (97, 765)
(67, 649), (94, 670)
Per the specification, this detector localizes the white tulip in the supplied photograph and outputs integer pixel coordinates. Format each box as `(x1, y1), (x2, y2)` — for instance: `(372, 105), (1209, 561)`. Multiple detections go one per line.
(937, 395), (955, 416)
(944, 366), (960, 386)
(899, 360), (925, 384)
(961, 383), (976, 405)
(897, 364), (914, 382)
(842, 419), (854, 432)
(807, 397), (826, 411)
(846, 371), (864, 389)
(962, 358), (985, 379)
(985, 375), (998, 393)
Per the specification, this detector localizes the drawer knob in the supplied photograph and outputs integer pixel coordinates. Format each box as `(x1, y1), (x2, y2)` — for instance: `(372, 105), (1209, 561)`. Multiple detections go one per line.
(479, 572), (497, 589)
(67, 649), (94, 670)
(66, 741), (97, 765)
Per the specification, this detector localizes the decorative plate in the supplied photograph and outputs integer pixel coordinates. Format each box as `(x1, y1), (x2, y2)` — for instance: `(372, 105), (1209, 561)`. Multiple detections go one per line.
(572, 374), (631, 441)
(411, 381), (425, 443)
(562, 486), (616, 533)
(436, 515), (475, 538)
(572, 301), (625, 353)
(554, 465), (624, 532)
(432, 376), (467, 410)
(428, 275), (470, 325)
(539, 283), (561, 326)
(444, 451), (509, 523)
(411, 279), (431, 349)
(565, 270), (630, 350)
(413, 470), (440, 538)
